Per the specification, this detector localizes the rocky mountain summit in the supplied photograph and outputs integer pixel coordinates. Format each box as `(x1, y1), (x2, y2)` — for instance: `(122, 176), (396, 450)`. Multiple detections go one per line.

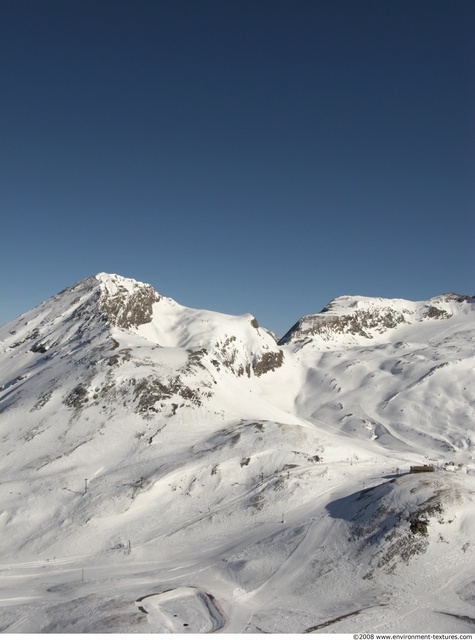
(0, 274), (474, 633)
(279, 292), (474, 348)
(1, 273), (285, 420)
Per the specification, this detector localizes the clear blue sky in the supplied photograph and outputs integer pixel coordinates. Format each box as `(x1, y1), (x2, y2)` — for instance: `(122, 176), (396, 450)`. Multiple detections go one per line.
(1, 0), (474, 336)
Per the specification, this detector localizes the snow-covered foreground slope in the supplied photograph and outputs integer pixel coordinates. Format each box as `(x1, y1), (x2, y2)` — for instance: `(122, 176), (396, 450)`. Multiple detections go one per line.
(0, 274), (474, 633)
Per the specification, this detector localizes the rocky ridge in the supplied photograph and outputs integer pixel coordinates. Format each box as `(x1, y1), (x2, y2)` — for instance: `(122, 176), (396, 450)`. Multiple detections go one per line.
(0, 273), (285, 423)
(279, 292), (474, 348)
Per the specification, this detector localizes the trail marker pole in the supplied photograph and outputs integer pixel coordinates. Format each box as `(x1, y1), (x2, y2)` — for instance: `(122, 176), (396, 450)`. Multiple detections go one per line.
(84, 479), (88, 494)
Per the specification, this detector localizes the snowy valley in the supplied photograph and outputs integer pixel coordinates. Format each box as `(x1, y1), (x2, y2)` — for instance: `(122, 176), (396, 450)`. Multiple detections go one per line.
(0, 273), (474, 633)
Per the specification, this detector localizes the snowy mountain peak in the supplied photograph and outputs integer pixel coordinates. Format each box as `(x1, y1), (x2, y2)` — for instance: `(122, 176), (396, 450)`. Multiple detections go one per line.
(0, 273), (164, 362)
(0, 272), (287, 431)
(93, 273), (161, 329)
(279, 291), (474, 348)
(94, 272), (156, 297)
(95, 271), (140, 287)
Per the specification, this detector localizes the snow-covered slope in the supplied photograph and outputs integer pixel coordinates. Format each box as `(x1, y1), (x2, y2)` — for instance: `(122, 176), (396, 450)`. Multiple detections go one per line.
(277, 293), (475, 460)
(0, 275), (474, 633)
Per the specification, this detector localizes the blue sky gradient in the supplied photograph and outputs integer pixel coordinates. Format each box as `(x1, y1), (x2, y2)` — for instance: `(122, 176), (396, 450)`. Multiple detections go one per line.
(1, 0), (474, 336)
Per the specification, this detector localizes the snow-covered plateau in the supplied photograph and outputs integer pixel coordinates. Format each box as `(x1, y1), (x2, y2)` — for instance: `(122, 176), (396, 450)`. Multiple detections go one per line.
(0, 273), (474, 633)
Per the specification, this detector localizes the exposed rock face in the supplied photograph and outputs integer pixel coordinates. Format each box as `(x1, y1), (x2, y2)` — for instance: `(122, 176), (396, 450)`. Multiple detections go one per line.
(253, 349), (284, 376)
(279, 308), (406, 345)
(96, 274), (161, 329)
(422, 306), (450, 320)
(132, 375), (203, 415)
(279, 293), (473, 347)
(329, 474), (463, 577)
(64, 384), (89, 409)
(436, 293), (472, 303)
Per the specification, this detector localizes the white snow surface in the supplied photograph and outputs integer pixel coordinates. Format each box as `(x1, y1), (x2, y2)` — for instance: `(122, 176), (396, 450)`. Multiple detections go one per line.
(0, 274), (474, 633)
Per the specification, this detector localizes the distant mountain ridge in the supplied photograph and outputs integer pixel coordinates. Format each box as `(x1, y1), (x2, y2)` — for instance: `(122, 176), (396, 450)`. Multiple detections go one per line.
(1, 272), (473, 424)
(279, 291), (474, 348)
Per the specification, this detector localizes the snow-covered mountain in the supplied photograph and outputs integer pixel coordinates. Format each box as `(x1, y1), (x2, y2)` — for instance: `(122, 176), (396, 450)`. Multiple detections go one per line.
(1, 274), (474, 633)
